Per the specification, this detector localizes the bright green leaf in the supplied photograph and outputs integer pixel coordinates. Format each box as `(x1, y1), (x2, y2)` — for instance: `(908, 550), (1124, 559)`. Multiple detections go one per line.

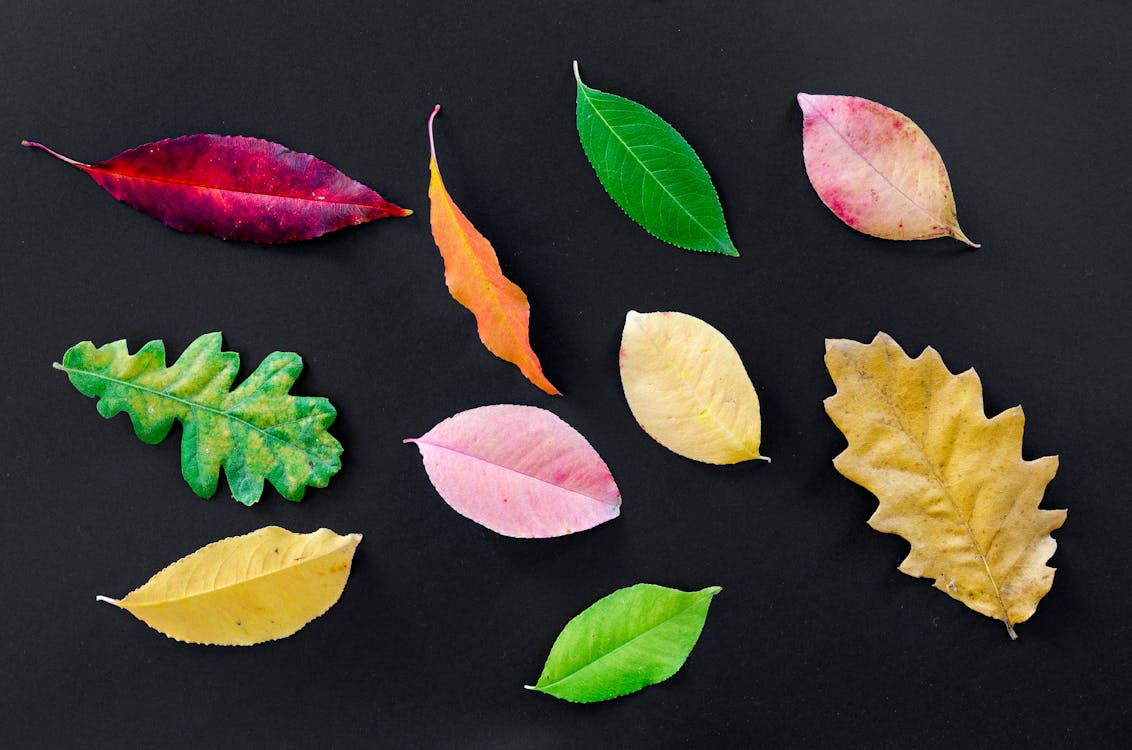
(527, 583), (721, 702)
(573, 61), (737, 256)
(55, 332), (342, 506)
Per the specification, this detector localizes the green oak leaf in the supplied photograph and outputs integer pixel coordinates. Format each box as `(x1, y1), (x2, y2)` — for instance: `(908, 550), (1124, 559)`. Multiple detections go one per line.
(526, 583), (721, 702)
(55, 332), (342, 506)
(573, 61), (738, 256)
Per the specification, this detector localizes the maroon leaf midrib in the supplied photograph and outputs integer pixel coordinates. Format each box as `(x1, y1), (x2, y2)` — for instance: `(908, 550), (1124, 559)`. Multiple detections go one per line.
(89, 163), (386, 211)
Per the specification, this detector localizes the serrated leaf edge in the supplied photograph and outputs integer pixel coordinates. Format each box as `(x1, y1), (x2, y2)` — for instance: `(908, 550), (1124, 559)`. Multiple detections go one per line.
(573, 61), (738, 257)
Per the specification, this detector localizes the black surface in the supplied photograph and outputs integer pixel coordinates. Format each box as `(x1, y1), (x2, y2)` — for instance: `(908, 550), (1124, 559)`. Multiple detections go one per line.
(2, 1), (1130, 747)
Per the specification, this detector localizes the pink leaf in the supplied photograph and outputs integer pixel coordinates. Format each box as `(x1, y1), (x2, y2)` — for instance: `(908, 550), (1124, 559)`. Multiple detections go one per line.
(23, 135), (410, 243)
(797, 93), (978, 247)
(405, 405), (620, 538)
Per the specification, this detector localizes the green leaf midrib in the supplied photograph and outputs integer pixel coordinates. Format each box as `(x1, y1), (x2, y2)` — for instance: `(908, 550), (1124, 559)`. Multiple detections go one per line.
(577, 82), (733, 253)
(535, 589), (713, 692)
(55, 364), (336, 469)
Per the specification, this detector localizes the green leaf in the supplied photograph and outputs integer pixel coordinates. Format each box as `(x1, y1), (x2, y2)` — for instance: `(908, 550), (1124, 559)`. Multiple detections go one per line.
(55, 332), (342, 506)
(573, 61), (738, 256)
(527, 583), (721, 702)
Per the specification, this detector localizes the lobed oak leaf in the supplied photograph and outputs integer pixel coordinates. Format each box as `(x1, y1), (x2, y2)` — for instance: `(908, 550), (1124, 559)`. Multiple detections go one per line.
(824, 333), (1066, 638)
(55, 332), (342, 506)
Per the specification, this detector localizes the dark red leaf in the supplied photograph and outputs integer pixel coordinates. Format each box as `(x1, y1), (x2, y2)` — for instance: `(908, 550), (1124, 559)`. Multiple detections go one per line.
(23, 135), (411, 243)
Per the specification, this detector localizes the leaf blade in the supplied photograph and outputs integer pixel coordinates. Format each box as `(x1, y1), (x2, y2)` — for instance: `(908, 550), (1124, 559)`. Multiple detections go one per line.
(99, 526), (361, 645)
(57, 332), (342, 505)
(797, 94), (977, 247)
(24, 135), (410, 243)
(824, 333), (1065, 636)
(406, 404), (619, 537)
(574, 62), (737, 255)
(426, 107), (559, 395)
(619, 310), (766, 464)
(530, 584), (720, 702)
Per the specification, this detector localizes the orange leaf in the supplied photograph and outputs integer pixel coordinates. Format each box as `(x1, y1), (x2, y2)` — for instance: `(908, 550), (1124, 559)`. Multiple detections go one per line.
(426, 106), (559, 396)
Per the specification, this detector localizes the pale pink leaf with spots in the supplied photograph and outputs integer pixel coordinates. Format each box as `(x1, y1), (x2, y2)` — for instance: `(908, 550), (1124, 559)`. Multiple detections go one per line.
(405, 404), (620, 538)
(797, 93), (978, 247)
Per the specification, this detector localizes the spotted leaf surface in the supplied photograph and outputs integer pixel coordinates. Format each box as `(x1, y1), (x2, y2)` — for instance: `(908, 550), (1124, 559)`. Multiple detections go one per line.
(574, 62), (737, 255)
(97, 527), (361, 645)
(527, 584), (721, 702)
(56, 332), (342, 505)
(24, 135), (410, 243)
(797, 93), (977, 246)
(405, 404), (620, 537)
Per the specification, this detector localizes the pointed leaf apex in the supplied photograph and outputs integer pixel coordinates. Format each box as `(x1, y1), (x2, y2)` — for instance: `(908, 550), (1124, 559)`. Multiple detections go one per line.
(950, 225), (980, 248)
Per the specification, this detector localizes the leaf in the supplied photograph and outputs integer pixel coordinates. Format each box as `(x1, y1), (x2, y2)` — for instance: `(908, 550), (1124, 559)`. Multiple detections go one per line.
(797, 93), (978, 247)
(23, 135), (410, 243)
(824, 332), (1066, 638)
(55, 332), (342, 506)
(619, 310), (768, 464)
(573, 62), (738, 256)
(526, 583), (721, 702)
(405, 404), (619, 537)
(97, 526), (361, 645)
(426, 106), (559, 395)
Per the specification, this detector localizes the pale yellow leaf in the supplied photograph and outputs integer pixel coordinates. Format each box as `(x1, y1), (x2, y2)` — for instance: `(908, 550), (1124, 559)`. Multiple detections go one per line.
(824, 332), (1066, 638)
(619, 310), (767, 464)
(97, 526), (361, 645)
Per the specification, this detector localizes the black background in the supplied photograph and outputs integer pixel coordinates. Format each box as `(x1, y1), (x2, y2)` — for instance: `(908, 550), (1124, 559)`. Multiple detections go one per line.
(2, 1), (1129, 747)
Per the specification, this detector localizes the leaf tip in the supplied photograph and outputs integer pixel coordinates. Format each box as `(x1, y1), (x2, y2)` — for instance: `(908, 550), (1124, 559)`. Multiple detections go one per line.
(705, 585), (723, 596)
(950, 226), (980, 249)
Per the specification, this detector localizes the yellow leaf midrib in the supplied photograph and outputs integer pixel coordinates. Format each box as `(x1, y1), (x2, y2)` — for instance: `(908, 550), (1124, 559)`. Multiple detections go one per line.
(852, 350), (1014, 635)
(119, 537), (354, 610)
(633, 319), (759, 459)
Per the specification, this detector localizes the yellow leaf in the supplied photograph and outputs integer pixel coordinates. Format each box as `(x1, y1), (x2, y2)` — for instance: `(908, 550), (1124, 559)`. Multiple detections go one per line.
(824, 333), (1066, 638)
(619, 311), (767, 464)
(97, 526), (361, 645)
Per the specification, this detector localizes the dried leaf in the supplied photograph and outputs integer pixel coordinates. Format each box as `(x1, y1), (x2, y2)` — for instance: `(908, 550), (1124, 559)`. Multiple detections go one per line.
(97, 527), (361, 645)
(23, 135), (409, 243)
(426, 106), (559, 395)
(527, 583), (721, 703)
(405, 404), (619, 537)
(620, 311), (767, 464)
(824, 332), (1065, 637)
(797, 93), (978, 247)
(55, 332), (342, 506)
(574, 62), (737, 255)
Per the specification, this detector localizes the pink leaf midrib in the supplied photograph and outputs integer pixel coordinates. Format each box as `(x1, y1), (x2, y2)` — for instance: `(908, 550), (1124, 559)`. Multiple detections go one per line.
(408, 438), (619, 507)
